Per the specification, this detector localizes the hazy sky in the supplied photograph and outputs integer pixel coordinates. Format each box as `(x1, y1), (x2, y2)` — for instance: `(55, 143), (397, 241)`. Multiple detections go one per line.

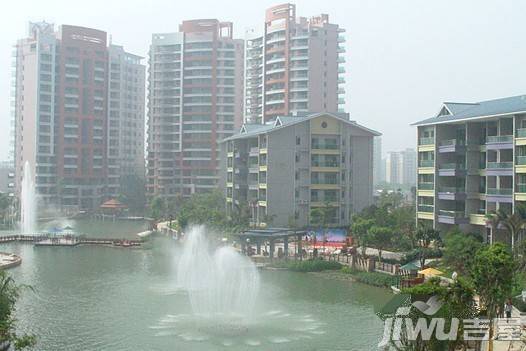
(1, 0), (525, 160)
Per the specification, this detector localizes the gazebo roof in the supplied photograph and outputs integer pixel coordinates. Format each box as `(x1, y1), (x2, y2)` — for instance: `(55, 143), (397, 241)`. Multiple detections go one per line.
(100, 199), (127, 209)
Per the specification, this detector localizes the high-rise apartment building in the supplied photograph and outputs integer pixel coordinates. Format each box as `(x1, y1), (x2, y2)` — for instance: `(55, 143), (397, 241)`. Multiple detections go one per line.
(107, 44), (146, 197)
(12, 22), (145, 211)
(414, 94), (526, 243)
(146, 19), (244, 199)
(220, 112), (379, 228)
(244, 3), (346, 124)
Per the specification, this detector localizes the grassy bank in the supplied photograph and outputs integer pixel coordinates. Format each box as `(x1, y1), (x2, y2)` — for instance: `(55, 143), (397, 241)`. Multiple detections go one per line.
(268, 259), (399, 289)
(270, 259), (342, 272)
(341, 267), (399, 288)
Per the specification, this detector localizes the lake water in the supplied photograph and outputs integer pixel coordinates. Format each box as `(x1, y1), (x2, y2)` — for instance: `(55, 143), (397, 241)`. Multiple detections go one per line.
(2, 220), (391, 351)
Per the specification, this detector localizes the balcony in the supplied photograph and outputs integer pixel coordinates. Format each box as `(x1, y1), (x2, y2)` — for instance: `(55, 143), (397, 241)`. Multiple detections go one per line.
(438, 210), (468, 224)
(418, 160), (434, 168)
(516, 156), (526, 166)
(486, 135), (513, 150)
(438, 163), (466, 177)
(418, 137), (435, 146)
(486, 188), (512, 203)
(487, 161), (513, 169)
(487, 188), (512, 195)
(517, 184), (526, 193)
(438, 139), (465, 153)
(312, 142), (338, 150)
(417, 204), (434, 213)
(418, 182), (434, 190)
(517, 128), (526, 138)
(438, 186), (466, 200)
(486, 161), (513, 176)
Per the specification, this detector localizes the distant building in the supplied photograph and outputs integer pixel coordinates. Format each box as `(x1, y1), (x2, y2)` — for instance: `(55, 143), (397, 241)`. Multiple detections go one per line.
(385, 148), (416, 187)
(373, 137), (384, 185)
(12, 22), (145, 211)
(0, 161), (15, 196)
(146, 19), (244, 199)
(219, 112), (380, 228)
(413, 94), (526, 242)
(385, 152), (401, 185)
(244, 3), (346, 124)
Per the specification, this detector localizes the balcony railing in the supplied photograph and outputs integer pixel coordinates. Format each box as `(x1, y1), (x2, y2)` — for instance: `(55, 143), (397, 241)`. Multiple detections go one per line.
(418, 160), (434, 167)
(487, 161), (513, 169)
(419, 137), (435, 146)
(440, 139), (465, 146)
(439, 186), (465, 193)
(439, 163), (465, 170)
(312, 143), (339, 150)
(517, 184), (526, 193)
(517, 128), (526, 138)
(517, 156), (526, 165)
(439, 210), (466, 218)
(487, 188), (513, 195)
(418, 205), (434, 213)
(418, 183), (434, 190)
(486, 135), (513, 143)
(312, 162), (339, 168)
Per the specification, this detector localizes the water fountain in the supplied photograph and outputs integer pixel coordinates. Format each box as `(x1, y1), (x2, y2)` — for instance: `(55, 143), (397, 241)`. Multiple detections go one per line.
(176, 225), (260, 318)
(150, 225), (326, 347)
(20, 161), (36, 234)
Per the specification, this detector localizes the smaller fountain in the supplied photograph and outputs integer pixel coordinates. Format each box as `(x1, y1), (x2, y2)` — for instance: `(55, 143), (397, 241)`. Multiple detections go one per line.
(20, 161), (36, 233)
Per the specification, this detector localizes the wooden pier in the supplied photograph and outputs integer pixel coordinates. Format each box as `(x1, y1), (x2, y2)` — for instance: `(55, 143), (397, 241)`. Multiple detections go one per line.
(0, 234), (142, 248)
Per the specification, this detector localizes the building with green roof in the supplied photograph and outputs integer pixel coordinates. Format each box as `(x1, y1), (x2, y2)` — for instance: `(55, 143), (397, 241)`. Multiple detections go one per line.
(412, 94), (526, 242)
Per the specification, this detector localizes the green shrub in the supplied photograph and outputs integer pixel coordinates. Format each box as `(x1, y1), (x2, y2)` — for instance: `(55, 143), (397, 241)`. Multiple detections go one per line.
(401, 248), (442, 265)
(270, 259), (342, 272)
(341, 267), (399, 287)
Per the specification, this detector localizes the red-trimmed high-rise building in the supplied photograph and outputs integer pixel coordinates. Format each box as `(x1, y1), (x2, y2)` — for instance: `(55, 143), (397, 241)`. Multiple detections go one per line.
(146, 19), (244, 199)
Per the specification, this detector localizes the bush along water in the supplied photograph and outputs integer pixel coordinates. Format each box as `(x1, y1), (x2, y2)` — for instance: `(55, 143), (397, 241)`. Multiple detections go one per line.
(270, 259), (342, 272)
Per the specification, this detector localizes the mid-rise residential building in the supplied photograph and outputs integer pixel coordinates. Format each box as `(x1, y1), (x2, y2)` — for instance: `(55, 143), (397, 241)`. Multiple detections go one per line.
(414, 94), (526, 243)
(146, 19), (244, 199)
(12, 22), (145, 211)
(220, 112), (379, 228)
(244, 3), (346, 124)
(385, 148), (416, 186)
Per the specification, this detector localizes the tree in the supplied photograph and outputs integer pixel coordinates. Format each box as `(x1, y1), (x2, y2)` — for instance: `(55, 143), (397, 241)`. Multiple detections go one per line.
(400, 277), (477, 351)
(486, 205), (526, 252)
(118, 174), (146, 212)
(0, 271), (35, 350)
(367, 226), (393, 262)
(351, 216), (374, 256)
(149, 196), (166, 221)
(176, 190), (229, 233)
(309, 202), (335, 228)
(378, 190), (404, 211)
(470, 243), (516, 351)
(443, 230), (482, 275)
(415, 224), (441, 268)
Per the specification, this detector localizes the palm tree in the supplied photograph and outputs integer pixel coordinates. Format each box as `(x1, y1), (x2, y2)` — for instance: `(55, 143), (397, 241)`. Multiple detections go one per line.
(486, 205), (526, 252)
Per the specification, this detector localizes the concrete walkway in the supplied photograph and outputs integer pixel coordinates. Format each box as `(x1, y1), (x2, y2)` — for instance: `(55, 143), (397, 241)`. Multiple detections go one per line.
(493, 307), (526, 351)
